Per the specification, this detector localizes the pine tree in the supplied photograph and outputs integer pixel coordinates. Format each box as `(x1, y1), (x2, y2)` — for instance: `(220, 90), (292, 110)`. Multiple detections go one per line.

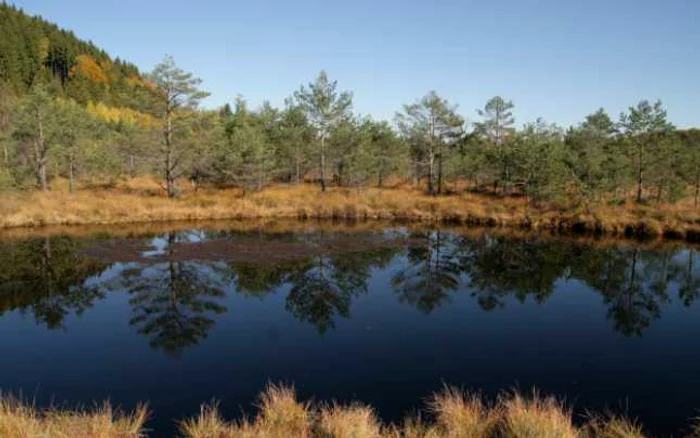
(619, 100), (674, 203)
(294, 71), (353, 192)
(474, 96), (516, 194)
(149, 56), (209, 198)
(396, 91), (463, 195)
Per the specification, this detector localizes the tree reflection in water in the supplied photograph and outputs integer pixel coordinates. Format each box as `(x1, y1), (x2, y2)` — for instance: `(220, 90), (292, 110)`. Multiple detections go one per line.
(2, 228), (700, 355)
(0, 236), (106, 329)
(392, 230), (461, 313)
(118, 232), (229, 356)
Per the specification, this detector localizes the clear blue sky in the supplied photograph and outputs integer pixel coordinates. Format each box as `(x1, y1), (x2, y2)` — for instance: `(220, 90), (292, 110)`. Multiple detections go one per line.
(10, 0), (700, 128)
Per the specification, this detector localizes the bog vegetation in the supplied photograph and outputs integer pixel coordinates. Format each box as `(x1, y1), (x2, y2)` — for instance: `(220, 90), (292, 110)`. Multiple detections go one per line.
(1, 3), (699, 227)
(2, 383), (700, 438)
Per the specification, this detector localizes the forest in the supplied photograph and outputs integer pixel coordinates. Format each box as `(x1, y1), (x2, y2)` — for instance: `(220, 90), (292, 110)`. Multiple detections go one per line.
(1, 3), (700, 229)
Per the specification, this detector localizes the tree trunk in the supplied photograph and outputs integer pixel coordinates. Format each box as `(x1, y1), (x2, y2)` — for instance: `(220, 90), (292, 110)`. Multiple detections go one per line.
(37, 155), (47, 191)
(427, 151), (435, 195)
(2, 142), (8, 167)
(68, 147), (74, 194)
(295, 152), (301, 185)
(319, 135), (326, 192)
(437, 143), (443, 195)
(636, 143), (644, 203)
(34, 109), (48, 191)
(164, 109), (176, 198)
(694, 169), (699, 208)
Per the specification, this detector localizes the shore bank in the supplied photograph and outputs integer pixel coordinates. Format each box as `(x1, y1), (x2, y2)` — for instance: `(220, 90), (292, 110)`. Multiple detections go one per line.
(1, 384), (696, 438)
(1, 183), (699, 242)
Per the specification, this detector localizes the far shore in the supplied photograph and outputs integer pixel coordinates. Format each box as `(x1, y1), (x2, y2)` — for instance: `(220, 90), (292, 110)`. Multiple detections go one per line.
(1, 179), (700, 242)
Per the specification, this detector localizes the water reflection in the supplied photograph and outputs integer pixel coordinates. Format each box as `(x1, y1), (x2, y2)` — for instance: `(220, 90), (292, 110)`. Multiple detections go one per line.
(0, 236), (106, 329)
(393, 230), (461, 313)
(1, 228), (700, 353)
(118, 232), (229, 356)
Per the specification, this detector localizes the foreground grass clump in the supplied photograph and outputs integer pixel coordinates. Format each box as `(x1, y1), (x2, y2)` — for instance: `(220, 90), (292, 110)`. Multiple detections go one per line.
(0, 395), (148, 438)
(583, 415), (646, 438)
(499, 391), (577, 438)
(2, 178), (700, 241)
(427, 385), (498, 438)
(3, 384), (696, 437)
(180, 383), (312, 438)
(177, 384), (650, 438)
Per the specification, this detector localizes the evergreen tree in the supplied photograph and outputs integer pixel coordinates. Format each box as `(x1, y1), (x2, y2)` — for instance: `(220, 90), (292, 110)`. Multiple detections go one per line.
(294, 71), (353, 192)
(149, 56), (210, 198)
(396, 91), (463, 195)
(565, 108), (620, 201)
(474, 96), (516, 194)
(619, 100), (674, 203)
(13, 84), (58, 191)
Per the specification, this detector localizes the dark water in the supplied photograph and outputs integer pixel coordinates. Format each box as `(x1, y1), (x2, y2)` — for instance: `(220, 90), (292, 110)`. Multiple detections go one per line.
(1, 224), (700, 437)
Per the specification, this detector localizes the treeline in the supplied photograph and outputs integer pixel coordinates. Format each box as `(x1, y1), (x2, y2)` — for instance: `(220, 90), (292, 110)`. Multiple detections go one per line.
(1, 1), (699, 205)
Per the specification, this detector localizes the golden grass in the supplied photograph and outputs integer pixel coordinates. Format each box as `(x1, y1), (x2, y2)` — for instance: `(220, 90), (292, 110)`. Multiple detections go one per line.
(0, 395), (148, 438)
(318, 403), (382, 438)
(582, 415), (646, 438)
(0, 384), (678, 438)
(428, 386), (498, 438)
(176, 384), (656, 438)
(499, 391), (578, 438)
(180, 383), (311, 438)
(1, 178), (700, 241)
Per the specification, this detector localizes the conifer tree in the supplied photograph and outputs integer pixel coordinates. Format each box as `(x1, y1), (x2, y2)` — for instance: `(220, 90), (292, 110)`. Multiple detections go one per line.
(150, 56), (209, 198)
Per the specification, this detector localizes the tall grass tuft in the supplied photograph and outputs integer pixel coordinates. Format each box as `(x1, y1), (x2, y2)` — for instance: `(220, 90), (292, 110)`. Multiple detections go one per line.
(255, 382), (312, 437)
(582, 415), (646, 438)
(0, 395), (148, 438)
(179, 383), (311, 438)
(429, 386), (498, 438)
(318, 403), (382, 438)
(499, 390), (579, 438)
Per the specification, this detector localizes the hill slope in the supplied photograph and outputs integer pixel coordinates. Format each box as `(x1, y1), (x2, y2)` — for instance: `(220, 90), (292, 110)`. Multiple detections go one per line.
(0, 2), (152, 111)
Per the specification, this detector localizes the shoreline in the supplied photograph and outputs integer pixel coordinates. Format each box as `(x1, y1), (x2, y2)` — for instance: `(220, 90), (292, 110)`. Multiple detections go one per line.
(1, 384), (695, 438)
(2, 183), (700, 242)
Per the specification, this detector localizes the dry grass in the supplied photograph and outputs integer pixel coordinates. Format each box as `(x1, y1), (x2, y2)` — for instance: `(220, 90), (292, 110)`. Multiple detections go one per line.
(180, 383), (311, 438)
(428, 386), (498, 438)
(1, 178), (700, 241)
(582, 415), (646, 438)
(318, 403), (382, 438)
(499, 391), (579, 438)
(176, 384), (659, 438)
(0, 384), (681, 438)
(0, 394), (148, 438)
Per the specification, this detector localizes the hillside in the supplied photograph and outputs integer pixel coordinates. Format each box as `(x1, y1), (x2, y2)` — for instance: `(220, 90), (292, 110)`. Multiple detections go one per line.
(0, 2), (152, 111)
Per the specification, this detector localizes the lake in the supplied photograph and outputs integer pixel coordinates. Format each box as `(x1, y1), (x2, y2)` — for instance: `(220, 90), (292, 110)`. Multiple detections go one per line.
(1, 221), (699, 437)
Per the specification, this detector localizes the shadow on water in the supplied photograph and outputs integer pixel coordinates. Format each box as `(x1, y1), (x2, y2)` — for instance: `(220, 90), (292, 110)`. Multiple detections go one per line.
(1, 224), (700, 436)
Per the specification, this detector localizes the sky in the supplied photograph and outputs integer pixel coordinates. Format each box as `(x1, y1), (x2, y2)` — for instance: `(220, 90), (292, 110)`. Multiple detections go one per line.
(9, 0), (700, 128)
